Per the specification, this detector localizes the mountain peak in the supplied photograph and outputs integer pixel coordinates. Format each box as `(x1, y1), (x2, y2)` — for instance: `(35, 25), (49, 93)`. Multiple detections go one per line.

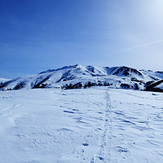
(0, 64), (163, 92)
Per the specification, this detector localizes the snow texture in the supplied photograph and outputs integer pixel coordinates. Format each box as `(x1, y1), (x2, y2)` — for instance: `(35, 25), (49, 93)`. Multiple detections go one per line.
(0, 87), (163, 162)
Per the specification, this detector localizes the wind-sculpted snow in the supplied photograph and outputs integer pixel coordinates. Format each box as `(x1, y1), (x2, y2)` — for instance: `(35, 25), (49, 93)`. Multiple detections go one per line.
(0, 88), (163, 162)
(0, 64), (163, 92)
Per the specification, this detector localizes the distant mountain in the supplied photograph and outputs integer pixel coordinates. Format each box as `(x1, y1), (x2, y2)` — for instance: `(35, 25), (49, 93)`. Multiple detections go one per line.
(0, 78), (10, 82)
(0, 64), (163, 92)
(0, 78), (10, 87)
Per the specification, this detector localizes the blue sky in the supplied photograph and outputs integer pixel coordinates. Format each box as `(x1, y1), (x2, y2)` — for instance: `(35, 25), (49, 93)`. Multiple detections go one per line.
(0, 0), (163, 78)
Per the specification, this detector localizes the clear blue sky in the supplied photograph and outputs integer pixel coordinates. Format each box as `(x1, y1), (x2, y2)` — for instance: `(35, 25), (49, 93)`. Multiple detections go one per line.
(0, 0), (163, 78)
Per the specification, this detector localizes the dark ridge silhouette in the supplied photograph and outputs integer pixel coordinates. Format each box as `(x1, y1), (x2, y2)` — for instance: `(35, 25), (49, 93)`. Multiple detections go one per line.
(145, 80), (163, 92)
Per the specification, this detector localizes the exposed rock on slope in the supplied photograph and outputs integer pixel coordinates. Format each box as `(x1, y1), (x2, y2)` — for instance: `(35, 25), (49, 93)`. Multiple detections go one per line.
(145, 80), (163, 92)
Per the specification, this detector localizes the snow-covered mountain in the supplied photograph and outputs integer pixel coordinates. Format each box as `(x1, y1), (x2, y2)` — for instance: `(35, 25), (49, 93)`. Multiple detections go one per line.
(0, 64), (163, 92)
(0, 78), (10, 83)
(145, 80), (163, 92)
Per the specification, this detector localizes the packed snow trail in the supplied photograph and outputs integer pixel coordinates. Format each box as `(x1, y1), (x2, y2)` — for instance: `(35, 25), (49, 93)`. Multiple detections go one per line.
(105, 88), (112, 162)
(0, 88), (163, 163)
(91, 88), (112, 162)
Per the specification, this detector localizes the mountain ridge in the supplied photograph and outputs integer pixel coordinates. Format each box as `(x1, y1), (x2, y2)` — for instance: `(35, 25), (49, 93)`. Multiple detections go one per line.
(0, 64), (163, 92)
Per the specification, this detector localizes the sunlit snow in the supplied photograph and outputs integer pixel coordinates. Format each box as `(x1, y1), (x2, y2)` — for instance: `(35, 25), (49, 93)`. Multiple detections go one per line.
(0, 87), (163, 162)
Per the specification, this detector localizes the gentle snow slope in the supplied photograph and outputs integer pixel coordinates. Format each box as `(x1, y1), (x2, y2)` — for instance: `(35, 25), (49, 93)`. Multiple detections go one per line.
(0, 88), (163, 162)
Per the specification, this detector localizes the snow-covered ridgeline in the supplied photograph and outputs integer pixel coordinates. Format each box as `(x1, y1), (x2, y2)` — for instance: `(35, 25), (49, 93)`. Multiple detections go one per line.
(0, 64), (163, 92)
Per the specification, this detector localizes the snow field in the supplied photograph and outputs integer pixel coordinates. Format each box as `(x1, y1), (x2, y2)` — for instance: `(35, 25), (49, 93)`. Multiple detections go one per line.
(0, 87), (163, 162)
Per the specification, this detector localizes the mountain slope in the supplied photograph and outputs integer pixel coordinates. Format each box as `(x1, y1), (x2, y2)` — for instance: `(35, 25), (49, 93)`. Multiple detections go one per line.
(0, 64), (162, 92)
(145, 80), (163, 92)
(0, 78), (10, 83)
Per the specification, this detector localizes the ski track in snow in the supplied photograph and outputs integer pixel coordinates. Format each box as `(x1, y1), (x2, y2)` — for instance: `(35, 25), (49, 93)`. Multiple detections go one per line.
(0, 88), (163, 163)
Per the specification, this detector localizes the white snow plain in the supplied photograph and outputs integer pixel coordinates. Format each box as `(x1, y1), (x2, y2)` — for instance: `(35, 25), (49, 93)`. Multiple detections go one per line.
(0, 87), (163, 163)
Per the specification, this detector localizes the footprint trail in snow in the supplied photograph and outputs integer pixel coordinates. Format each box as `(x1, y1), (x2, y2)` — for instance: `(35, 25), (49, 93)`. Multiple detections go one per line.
(0, 88), (163, 163)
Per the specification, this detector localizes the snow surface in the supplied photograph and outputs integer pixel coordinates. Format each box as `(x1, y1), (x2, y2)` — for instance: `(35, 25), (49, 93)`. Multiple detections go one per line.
(155, 82), (163, 89)
(0, 87), (163, 162)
